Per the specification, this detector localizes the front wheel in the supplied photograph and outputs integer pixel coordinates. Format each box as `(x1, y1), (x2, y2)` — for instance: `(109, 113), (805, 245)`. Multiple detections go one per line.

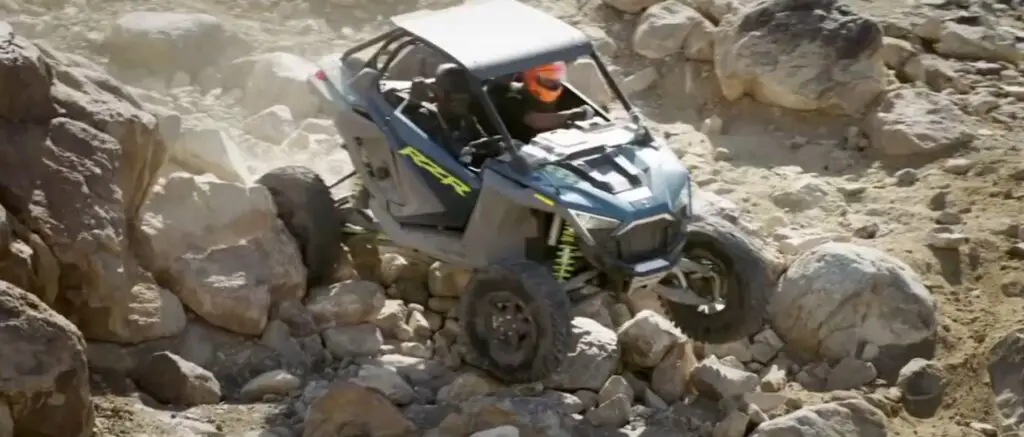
(661, 216), (774, 343)
(458, 260), (571, 383)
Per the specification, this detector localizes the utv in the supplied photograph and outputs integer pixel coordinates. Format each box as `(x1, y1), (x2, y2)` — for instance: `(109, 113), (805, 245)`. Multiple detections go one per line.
(256, 0), (774, 383)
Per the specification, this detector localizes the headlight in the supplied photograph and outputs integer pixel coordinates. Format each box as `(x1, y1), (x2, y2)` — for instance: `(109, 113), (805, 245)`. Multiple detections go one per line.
(568, 209), (620, 229)
(567, 209), (620, 245)
(673, 177), (693, 216)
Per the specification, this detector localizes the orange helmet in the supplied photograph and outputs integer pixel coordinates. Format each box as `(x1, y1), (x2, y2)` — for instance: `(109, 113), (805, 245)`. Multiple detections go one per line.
(523, 62), (567, 104)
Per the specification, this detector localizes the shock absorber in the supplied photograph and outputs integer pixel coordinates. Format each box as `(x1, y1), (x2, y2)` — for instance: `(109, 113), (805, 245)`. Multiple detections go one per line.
(551, 217), (581, 282)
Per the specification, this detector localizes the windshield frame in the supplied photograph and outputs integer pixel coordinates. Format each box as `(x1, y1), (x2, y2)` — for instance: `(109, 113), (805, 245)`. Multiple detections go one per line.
(470, 50), (646, 173)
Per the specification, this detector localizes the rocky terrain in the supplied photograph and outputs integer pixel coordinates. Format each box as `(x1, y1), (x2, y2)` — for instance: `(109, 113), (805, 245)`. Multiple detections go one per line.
(2, 0), (1024, 435)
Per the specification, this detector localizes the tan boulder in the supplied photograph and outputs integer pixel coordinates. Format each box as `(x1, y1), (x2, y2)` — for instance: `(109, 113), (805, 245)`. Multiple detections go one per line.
(0, 33), (182, 344)
(714, 0), (887, 115)
(0, 280), (93, 437)
(136, 173), (306, 335)
(303, 381), (416, 437)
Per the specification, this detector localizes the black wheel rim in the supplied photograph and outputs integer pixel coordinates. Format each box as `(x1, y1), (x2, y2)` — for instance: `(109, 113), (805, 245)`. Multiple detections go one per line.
(473, 291), (537, 367)
(661, 248), (728, 315)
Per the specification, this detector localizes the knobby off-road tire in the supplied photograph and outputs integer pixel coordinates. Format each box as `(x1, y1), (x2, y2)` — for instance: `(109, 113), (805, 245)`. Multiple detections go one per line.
(256, 165), (343, 287)
(458, 260), (572, 384)
(662, 216), (774, 344)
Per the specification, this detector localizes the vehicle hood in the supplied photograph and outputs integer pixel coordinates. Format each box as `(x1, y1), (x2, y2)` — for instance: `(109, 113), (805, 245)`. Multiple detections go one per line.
(512, 126), (691, 222)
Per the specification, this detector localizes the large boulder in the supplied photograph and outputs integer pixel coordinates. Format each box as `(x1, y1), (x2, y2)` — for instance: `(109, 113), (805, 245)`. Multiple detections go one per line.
(0, 203), (58, 303)
(714, 0), (887, 115)
(228, 52), (321, 118)
(864, 87), (976, 157)
(632, 1), (715, 61)
(0, 34), (184, 344)
(89, 319), (304, 394)
(103, 12), (244, 80)
(768, 243), (938, 380)
(988, 329), (1024, 434)
(750, 399), (887, 437)
(303, 381), (417, 437)
(0, 281), (93, 437)
(929, 18), (1023, 64)
(170, 126), (252, 183)
(544, 317), (621, 392)
(0, 26), (55, 122)
(136, 173), (306, 336)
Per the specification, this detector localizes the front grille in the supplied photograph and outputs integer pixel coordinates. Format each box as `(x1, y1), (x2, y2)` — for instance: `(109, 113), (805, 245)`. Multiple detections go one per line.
(609, 218), (680, 263)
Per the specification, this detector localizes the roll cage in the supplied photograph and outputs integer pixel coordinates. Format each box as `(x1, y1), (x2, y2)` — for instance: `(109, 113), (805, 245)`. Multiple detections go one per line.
(339, 27), (643, 175)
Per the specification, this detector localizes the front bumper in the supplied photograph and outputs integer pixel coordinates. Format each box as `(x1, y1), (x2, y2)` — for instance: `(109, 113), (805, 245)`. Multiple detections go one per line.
(580, 215), (687, 281)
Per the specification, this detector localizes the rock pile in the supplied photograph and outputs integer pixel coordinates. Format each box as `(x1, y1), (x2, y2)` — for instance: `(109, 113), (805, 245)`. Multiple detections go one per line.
(594, 0), (1021, 160)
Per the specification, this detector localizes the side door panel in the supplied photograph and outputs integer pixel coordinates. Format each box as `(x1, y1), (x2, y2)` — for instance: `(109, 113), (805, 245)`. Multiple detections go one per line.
(363, 89), (481, 228)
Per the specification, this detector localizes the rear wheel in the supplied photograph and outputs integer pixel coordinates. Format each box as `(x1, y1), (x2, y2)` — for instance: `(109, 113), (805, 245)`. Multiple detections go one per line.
(458, 260), (571, 383)
(661, 216), (774, 343)
(256, 166), (343, 287)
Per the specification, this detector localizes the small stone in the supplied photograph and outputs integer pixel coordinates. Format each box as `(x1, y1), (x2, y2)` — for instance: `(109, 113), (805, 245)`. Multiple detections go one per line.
(750, 329), (784, 363)
(825, 358), (878, 390)
(743, 392), (791, 414)
(759, 364), (788, 392)
(721, 356), (746, 370)
(838, 184), (868, 197)
(437, 372), (503, 405)
(471, 425), (520, 437)
(575, 390), (599, 410)
(928, 190), (949, 211)
(642, 388), (669, 409)
(651, 341), (698, 402)
(703, 116), (724, 136)
(894, 168), (918, 186)
(350, 364), (417, 405)
(1008, 243), (1024, 260)
(691, 356), (759, 399)
(896, 358), (946, 419)
(705, 339), (753, 362)
(942, 158), (976, 175)
(1001, 276), (1024, 297)
(969, 422), (998, 437)
(239, 369), (301, 402)
(935, 211), (963, 225)
(135, 352), (221, 406)
(598, 375), (635, 405)
(541, 391), (586, 414)
(926, 226), (969, 249)
(853, 223), (880, 239)
(713, 411), (749, 437)
(322, 323), (384, 358)
(616, 311), (683, 367)
(584, 394), (631, 428)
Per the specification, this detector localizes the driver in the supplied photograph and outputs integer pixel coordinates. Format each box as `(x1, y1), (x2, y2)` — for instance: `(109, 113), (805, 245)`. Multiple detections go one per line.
(493, 61), (595, 142)
(433, 63), (486, 149)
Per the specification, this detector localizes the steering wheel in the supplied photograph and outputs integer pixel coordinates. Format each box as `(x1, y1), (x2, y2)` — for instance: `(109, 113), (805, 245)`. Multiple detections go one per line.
(468, 135), (504, 155)
(460, 135), (504, 166)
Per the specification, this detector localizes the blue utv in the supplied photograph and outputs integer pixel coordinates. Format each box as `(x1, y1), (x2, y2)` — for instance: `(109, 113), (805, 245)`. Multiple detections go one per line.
(255, 0), (774, 384)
